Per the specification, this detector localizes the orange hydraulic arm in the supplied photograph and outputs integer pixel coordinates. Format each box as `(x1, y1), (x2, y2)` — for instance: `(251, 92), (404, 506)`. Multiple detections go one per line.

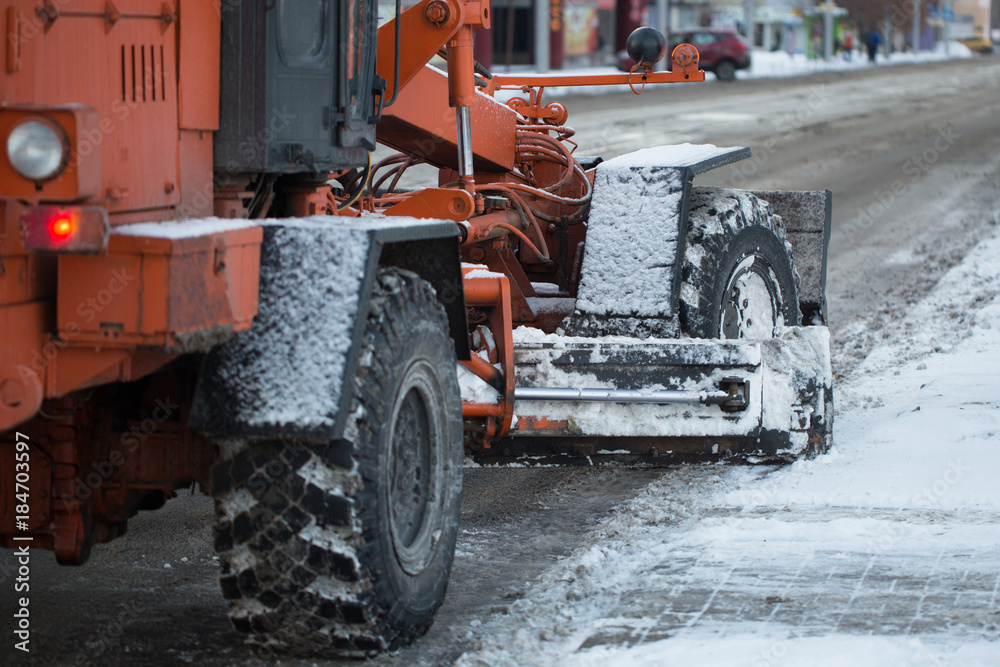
(374, 10), (703, 189)
(375, 0), (498, 214)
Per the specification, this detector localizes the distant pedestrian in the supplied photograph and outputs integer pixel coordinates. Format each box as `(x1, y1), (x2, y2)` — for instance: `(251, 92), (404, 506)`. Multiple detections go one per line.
(865, 29), (882, 63)
(844, 32), (854, 61)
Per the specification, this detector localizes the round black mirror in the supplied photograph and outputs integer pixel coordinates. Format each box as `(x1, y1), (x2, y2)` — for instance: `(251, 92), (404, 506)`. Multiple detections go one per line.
(626, 27), (667, 69)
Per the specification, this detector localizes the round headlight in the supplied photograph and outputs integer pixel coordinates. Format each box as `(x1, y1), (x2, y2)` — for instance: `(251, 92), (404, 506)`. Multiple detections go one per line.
(7, 119), (68, 182)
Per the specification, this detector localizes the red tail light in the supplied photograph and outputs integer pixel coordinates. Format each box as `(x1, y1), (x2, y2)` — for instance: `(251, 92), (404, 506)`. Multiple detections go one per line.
(20, 206), (109, 253)
(49, 213), (74, 240)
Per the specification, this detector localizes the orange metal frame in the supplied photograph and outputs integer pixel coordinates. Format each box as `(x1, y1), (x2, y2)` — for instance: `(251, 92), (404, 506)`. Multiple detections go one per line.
(372, 5), (706, 452)
(460, 267), (515, 442)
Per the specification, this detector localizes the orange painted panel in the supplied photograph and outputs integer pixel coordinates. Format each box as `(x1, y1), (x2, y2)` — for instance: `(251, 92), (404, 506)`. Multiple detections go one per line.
(0, 301), (47, 431)
(140, 254), (171, 335)
(378, 65), (516, 173)
(55, 226), (261, 348)
(57, 251), (143, 339)
(0, 2), (181, 218)
(229, 243), (260, 331)
(177, 0), (220, 130)
(178, 130), (214, 218)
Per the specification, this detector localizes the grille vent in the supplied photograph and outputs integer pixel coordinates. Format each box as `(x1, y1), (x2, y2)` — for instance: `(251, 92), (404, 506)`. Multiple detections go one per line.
(120, 44), (165, 103)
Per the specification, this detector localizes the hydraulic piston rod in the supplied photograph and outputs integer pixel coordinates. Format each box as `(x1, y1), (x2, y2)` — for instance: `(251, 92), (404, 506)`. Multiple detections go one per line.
(514, 378), (750, 411)
(515, 387), (716, 404)
(457, 106), (474, 182)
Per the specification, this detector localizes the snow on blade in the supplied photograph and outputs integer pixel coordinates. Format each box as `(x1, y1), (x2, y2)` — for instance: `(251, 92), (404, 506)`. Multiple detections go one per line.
(509, 326), (830, 443)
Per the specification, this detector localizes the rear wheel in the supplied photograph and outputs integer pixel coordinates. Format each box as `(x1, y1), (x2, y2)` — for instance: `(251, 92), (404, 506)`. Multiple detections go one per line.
(680, 187), (799, 340)
(212, 268), (463, 656)
(714, 59), (737, 82)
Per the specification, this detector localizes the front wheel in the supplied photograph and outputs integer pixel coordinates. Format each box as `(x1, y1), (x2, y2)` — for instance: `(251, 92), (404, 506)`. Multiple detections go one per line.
(212, 268), (463, 656)
(680, 187), (800, 340)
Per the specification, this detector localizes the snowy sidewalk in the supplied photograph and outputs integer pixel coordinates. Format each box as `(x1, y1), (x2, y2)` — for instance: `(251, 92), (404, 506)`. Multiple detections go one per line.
(744, 43), (974, 80)
(454, 227), (1000, 664)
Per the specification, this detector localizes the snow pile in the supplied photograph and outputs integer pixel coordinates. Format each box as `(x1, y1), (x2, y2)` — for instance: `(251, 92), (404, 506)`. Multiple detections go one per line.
(725, 232), (1000, 509)
(456, 227), (1000, 665)
(457, 354), (501, 405)
(747, 42), (974, 79)
(566, 634), (1000, 667)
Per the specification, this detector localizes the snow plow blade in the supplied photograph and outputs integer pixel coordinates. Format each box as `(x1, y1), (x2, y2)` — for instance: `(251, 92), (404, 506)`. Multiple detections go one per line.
(477, 326), (833, 465)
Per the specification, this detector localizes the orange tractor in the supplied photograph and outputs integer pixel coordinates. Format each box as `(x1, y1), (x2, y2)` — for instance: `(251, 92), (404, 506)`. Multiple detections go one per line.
(0, 0), (832, 656)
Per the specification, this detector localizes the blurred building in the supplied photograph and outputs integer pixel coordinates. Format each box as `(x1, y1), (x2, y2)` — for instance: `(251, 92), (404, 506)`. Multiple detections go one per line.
(471, 0), (645, 69)
(951, 0), (991, 38)
(473, 0), (720, 70)
(710, 0), (815, 53)
(382, 0), (992, 72)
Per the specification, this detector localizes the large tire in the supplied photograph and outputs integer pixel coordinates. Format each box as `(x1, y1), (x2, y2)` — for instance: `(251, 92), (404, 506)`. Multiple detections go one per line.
(680, 186), (800, 340)
(211, 268), (463, 657)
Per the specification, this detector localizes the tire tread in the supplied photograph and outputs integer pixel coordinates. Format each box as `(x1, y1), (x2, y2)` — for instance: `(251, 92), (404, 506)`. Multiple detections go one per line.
(212, 268), (461, 657)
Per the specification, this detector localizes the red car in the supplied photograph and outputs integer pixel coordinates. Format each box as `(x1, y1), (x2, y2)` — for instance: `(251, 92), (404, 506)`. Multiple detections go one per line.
(619, 28), (751, 82)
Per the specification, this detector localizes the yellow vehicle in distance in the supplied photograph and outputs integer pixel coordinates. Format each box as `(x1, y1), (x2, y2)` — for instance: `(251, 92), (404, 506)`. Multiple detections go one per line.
(956, 35), (995, 54)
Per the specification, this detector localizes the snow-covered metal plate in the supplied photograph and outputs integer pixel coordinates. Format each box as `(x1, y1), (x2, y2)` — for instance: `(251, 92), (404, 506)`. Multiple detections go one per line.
(190, 216), (461, 440)
(565, 144), (751, 338)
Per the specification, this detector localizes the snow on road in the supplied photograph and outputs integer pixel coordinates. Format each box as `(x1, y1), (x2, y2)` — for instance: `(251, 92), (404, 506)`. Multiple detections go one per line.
(455, 229), (1000, 664)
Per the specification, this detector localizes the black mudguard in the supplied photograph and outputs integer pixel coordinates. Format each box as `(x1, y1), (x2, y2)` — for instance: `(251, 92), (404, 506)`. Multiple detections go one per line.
(189, 217), (466, 440)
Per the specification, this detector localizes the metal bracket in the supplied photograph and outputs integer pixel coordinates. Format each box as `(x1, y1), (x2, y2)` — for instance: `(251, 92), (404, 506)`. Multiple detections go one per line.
(706, 377), (750, 413)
